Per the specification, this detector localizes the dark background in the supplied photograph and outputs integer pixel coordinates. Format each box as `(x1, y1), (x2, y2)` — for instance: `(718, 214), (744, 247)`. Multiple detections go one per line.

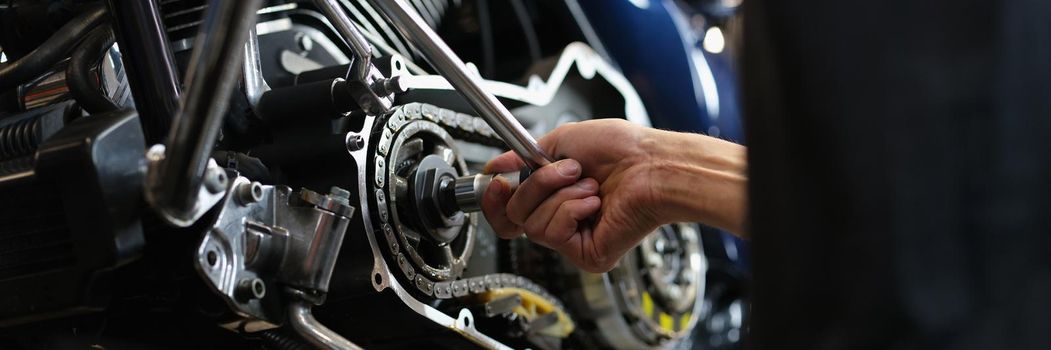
(744, 0), (1051, 349)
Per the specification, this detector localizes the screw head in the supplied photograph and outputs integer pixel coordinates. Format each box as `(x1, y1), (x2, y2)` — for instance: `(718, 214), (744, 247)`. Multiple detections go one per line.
(346, 132), (365, 152)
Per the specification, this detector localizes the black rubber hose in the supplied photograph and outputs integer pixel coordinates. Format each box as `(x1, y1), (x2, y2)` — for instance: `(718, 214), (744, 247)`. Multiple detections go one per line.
(0, 3), (107, 93)
(67, 24), (119, 114)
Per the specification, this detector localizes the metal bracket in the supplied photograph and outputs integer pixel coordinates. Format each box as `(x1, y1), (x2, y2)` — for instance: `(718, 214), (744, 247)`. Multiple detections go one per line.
(143, 145), (229, 227)
(194, 176), (355, 332)
(312, 0), (396, 115)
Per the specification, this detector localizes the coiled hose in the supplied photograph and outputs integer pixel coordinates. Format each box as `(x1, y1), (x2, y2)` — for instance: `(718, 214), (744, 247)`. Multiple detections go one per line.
(66, 24), (119, 114)
(0, 3), (107, 93)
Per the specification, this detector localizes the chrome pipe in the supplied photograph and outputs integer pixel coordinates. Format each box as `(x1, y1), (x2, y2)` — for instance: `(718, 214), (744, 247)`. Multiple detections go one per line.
(370, 0), (554, 169)
(147, 0), (263, 225)
(289, 299), (363, 350)
(313, 0), (374, 79)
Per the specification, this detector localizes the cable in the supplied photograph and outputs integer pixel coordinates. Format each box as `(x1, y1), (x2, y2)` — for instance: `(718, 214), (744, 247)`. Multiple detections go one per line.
(0, 3), (107, 93)
(509, 0), (541, 62)
(67, 24), (119, 114)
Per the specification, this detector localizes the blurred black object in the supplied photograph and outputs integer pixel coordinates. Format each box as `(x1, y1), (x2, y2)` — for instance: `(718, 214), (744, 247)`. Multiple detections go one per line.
(744, 0), (1051, 349)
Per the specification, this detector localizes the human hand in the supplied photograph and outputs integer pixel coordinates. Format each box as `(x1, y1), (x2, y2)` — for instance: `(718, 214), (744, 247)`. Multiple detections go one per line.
(481, 119), (674, 273)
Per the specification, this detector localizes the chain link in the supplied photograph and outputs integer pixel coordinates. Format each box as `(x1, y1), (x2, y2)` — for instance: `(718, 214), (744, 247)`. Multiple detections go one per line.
(369, 103), (567, 313)
(371, 102), (569, 315)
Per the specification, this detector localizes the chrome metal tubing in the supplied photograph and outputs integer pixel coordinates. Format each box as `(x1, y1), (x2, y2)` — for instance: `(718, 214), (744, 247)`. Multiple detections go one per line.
(106, 0), (182, 144)
(313, 0), (374, 79)
(370, 0), (554, 169)
(150, 0), (263, 219)
(289, 299), (363, 350)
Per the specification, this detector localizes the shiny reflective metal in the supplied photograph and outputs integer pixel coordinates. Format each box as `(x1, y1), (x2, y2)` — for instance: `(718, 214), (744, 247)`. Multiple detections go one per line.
(449, 170), (524, 214)
(350, 104), (513, 349)
(288, 296), (364, 350)
(379, 42), (651, 213)
(145, 0), (263, 227)
(144, 146), (228, 226)
(381, 115), (474, 281)
(194, 176), (354, 331)
(312, 0), (394, 115)
(313, 0), (373, 79)
(243, 27), (271, 106)
(341, 42), (644, 347)
(582, 223), (706, 348)
(106, 0), (182, 144)
(383, 43), (650, 127)
(370, 0), (555, 169)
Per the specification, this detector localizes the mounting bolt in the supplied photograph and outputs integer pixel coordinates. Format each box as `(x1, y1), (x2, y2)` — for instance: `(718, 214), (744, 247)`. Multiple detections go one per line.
(374, 76), (408, 96)
(237, 181), (264, 205)
(236, 277), (266, 302)
(204, 168), (228, 194)
(345, 132), (365, 152)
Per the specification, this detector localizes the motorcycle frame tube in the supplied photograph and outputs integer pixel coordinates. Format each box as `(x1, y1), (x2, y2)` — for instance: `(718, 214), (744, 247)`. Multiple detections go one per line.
(370, 0), (554, 170)
(106, 0), (181, 144)
(149, 0), (263, 220)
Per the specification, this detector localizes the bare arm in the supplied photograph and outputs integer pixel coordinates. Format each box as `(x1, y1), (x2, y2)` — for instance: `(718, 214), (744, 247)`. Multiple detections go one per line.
(481, 119), (748, 272)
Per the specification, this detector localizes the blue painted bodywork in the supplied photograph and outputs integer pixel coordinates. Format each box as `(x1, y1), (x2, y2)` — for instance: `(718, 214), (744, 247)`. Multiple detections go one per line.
(575, 0), (748, 268)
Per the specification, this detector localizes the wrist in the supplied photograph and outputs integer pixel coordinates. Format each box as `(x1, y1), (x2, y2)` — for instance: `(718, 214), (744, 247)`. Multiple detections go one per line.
(641, 130), (749, 235)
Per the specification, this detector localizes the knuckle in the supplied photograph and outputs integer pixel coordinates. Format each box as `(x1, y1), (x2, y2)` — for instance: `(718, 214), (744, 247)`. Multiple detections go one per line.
(523, 219), (545, 239)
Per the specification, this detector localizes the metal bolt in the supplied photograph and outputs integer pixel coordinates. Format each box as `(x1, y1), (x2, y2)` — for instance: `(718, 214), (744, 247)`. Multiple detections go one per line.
(345, 132), (365, 152)
(204, 168), (228, 194)
(237, 181), (264, 205)
(330, 186), (351, 200)
(375, 76), (408, 96)
(236, 277), (266, 302)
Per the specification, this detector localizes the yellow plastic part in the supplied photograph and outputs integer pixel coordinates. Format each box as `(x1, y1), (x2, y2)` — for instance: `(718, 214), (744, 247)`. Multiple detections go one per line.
(680, 312), (692, 331)
(475, 287), (576, 338)
(642, 291), (655, 317)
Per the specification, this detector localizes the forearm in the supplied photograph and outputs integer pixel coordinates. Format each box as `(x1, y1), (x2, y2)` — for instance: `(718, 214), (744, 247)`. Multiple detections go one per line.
(642, 129), (749, 236)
